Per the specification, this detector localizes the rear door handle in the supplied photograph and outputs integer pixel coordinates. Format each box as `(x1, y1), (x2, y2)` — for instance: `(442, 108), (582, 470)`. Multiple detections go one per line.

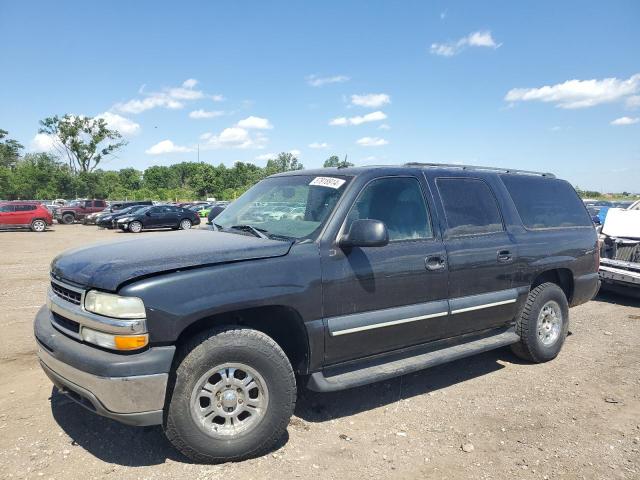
(425, 255), (446, 271)
(497, 250), (513, 263)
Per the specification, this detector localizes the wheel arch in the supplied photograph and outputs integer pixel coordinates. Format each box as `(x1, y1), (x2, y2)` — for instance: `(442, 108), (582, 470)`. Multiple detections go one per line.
(175, 305), (310, 375)
(530, 268), (574, 303)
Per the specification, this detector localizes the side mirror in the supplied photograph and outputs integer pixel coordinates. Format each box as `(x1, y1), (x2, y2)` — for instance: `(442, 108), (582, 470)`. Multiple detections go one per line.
(340, 219), (389, 248)
(145, 211), (151, 216)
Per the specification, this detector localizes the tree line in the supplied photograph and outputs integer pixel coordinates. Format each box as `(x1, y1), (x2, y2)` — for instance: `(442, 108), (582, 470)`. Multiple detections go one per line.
(0, 117), (353, 201)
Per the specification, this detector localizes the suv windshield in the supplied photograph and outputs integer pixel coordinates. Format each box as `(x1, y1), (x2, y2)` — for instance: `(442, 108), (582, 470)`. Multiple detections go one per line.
(215, 175), (350, 240)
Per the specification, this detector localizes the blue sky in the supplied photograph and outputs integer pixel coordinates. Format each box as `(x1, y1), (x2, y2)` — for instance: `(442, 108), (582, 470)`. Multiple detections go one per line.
(1, 1), (638, 192)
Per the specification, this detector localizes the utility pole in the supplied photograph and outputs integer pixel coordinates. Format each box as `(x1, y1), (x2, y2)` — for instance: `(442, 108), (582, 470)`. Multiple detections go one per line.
(197, 144), (200, 163)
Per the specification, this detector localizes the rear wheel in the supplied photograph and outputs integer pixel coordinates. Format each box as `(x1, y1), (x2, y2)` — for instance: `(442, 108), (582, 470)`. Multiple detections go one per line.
(511, 282), (569, 363)
(61, 213), (74, 224)
(179, 219), (192, 230)
(128, 220), (143, 233)
(30, 219), (46, 232)
(165, 327), (296, 463)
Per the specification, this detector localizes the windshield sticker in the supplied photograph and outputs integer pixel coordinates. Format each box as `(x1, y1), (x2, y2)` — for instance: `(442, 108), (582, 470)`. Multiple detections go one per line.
(309, 177), (346, 189)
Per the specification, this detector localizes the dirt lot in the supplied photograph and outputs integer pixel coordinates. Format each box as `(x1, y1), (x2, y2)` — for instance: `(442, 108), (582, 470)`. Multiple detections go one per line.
(0, 225), (639, 479)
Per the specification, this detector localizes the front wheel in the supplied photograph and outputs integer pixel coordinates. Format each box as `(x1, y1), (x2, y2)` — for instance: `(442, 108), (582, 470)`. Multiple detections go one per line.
(61, 213), (75, 224)
(179, 219), (192, 230)
(30, 219), (47, 232)
(165, 327), (296, 463)
(128, 220), (143, 233)
(511, 282), (569, 363)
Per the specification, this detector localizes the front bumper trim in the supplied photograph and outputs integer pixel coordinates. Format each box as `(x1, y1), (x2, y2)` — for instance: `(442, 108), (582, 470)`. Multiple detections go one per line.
(38, 343), (166, 426)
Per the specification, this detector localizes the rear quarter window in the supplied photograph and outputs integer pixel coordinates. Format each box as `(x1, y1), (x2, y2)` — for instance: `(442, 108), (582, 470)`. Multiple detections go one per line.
(500, 175), (592, 229)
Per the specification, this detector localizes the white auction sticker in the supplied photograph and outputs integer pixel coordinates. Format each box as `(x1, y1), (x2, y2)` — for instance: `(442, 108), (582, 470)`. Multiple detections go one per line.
(309, 177), (346, 189)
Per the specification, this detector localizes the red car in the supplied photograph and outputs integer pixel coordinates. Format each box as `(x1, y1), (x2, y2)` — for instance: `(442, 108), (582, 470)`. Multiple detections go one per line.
(0, 201), (53, 232)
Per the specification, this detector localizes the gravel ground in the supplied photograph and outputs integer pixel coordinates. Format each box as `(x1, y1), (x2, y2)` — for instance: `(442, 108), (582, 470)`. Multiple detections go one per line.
(0, 225), (639, 479)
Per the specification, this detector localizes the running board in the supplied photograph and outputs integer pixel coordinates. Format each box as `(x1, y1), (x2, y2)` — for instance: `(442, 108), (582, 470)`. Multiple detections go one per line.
(307, 328), (520, 392)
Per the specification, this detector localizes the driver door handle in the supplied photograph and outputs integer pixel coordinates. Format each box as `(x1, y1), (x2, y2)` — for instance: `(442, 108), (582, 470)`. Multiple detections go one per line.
(425, 255), (446, 271)
(497, 250), (513, 263)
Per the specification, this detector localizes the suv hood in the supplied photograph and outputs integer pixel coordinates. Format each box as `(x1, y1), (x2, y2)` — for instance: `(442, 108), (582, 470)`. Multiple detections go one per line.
(51, 230), (293, 291)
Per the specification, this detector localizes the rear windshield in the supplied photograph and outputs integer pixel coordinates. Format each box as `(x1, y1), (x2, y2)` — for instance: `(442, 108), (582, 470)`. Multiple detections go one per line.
(500, 175), (592, 229)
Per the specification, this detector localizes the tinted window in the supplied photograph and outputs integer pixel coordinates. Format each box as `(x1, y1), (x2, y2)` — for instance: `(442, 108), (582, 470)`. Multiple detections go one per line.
(16, 204), (37, 211)
(346, 177), (432, 241)
(501, 175), (592, 229)
(437, 178), (503, 236)
(94, 200), (106, 207)
(0, 205), (14, 212)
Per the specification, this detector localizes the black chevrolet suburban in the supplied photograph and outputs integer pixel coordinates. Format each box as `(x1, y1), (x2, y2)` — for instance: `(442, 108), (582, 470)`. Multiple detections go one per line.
(35, 164), (600, 463)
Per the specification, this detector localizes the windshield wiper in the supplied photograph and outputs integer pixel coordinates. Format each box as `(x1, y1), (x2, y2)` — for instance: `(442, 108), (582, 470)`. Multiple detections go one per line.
(230, 224), (269, 239)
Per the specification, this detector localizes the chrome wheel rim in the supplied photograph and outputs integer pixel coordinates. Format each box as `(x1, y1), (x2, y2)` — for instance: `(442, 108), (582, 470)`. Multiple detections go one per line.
(180, 219), (191, 230)
(33, 220), (46, 232)
(190, 363), (269, 438)
(129, 221), (142, 233)
(537, 300), (562, 346)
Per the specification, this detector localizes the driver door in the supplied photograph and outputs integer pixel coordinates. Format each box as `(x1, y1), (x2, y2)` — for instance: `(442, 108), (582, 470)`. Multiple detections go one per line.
(320, 176), (450, 365)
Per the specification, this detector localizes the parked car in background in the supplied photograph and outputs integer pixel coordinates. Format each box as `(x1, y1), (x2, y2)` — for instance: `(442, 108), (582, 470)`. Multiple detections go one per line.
(599, 206), (640, 298)
(54, 199), (107, 224)
(0, 201), (53, 232)
(108, 200), (153, 211)
(206, 203), (227, 225)
(83, 208), (111, 225)
(96, 204), (151, 229)
(36, 163), (599, 462)
(116, 205), (200, 233)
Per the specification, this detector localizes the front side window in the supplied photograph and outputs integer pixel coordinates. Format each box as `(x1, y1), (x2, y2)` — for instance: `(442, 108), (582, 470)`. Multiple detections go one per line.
(437, 178), (503, 236)
(215, 175), (350, 240)
(345, 177), (432, 241)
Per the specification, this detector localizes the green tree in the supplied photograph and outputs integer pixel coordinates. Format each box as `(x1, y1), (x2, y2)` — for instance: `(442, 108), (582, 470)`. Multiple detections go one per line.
(323, 154), (353, 168)
(265, 152), (304, 175)
(143, 165), (179, 190)
(0, 129), (24, 169)
(38, 115), (126, 173)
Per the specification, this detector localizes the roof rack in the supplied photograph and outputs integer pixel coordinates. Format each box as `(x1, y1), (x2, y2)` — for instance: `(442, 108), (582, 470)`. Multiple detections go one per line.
(404, 162), (555, 178)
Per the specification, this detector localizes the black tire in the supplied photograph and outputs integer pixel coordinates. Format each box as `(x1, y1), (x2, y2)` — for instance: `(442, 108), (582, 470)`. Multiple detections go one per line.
(128, 220), (143, 233)
(511, 282), (569, 363)
(165, 327), (296, 463)
(179, 218), (192, 230)
(30, 219), (47, 232)
(61, 213), (75, 224)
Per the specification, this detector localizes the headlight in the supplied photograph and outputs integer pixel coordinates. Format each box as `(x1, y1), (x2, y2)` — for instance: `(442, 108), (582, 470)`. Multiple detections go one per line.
(84, 290), (146, 319)
(81, 327), (148, 351)
(117, 217), (133, 223)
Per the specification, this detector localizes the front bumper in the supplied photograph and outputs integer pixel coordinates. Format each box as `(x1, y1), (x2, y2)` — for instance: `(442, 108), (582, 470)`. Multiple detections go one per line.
(34, 305), (175, 426)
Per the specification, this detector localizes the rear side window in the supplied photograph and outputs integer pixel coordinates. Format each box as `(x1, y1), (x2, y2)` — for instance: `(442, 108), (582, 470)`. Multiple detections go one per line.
(500, 175), (591, 229)
(436, 178), (504, 236)
(16, 205), (37, 211)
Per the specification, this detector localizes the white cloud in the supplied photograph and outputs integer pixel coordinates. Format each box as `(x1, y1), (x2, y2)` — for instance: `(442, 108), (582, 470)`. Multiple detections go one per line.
(30, 133), (57, 152)
(255, 153), (276, 161)
(430, 30), (500, 57)
(289, 149), (301, 156)
(201, 127), (267, 149)
(625, 95), (640, 109)
(309, 142), (330, 149)
(96, 112), (141, 136)
(236, 116), (273, 129)
(356, 137), (389, 147)
(182, 78), (198, 89)
(610, 116), (639, 126)
(505, 73), (640, 109)
(330, 110), (387, 126)
(145, 140), (193, 155)
(351, 93), (391, 108)
(378, 124), (391, 130)
(306, 74), (350, 87)
(189, 109), (225, 119)
(114, 79), (222, 114)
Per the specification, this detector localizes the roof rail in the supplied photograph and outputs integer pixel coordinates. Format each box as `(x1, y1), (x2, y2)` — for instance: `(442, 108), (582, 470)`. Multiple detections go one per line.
(404, 162), (556, 178)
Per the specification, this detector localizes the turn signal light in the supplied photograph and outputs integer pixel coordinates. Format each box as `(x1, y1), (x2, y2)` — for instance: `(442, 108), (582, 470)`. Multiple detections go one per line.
(114, 335), (149, 351)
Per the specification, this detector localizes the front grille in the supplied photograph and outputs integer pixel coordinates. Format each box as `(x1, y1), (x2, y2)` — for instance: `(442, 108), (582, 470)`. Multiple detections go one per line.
(51, 282), (82, 305)
(52, 312), (80, 333)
